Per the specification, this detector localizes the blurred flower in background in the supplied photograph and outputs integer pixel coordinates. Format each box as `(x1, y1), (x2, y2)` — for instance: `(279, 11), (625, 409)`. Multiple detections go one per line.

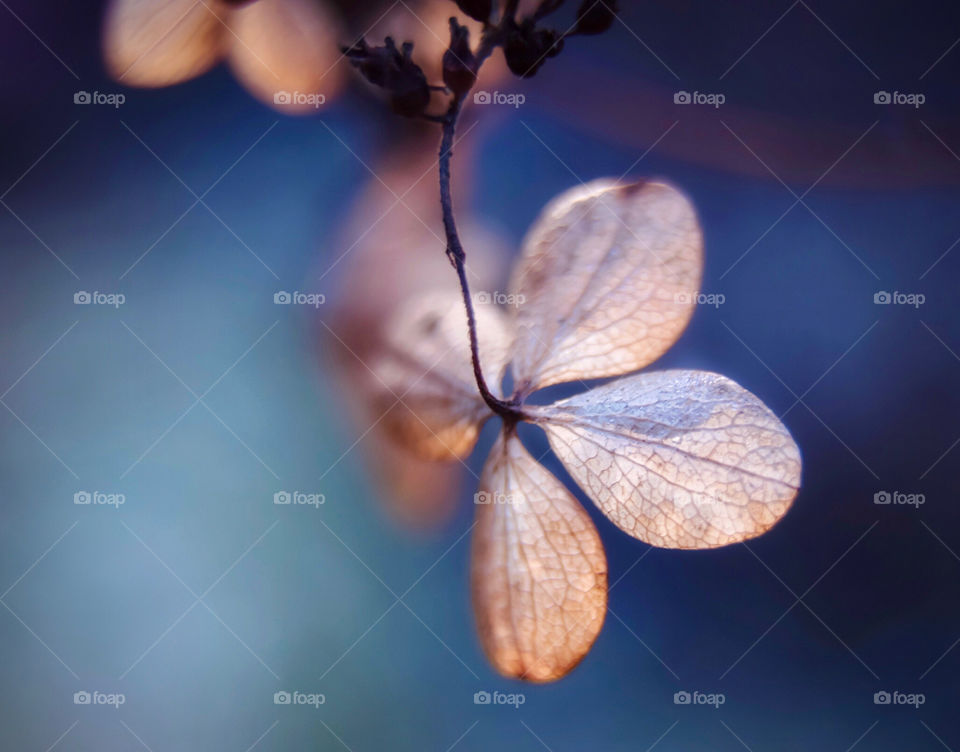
(322, 132), (510, 528)
(102, 0), (347, 112)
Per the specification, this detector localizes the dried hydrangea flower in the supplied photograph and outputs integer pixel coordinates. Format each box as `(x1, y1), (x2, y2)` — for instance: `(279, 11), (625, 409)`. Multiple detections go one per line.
(370, 178), (801, 681)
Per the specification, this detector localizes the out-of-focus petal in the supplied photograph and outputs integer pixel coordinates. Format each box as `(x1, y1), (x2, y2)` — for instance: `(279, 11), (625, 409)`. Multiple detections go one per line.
(103, 0), (229, 87)
(370, 291), (511, 460)
(226, 0), (346, 113)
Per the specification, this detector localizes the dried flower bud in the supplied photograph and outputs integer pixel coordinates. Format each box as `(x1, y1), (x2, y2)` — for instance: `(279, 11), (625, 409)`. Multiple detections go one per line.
(453, 0), (492, 23)
(342, 39), (387, 86)
(342, 36), (431, 117)
(390, 40), (432, 116)
(503, 20), (563, 78)
(575, 0), (618, 35)
(442, 18), (477, 95)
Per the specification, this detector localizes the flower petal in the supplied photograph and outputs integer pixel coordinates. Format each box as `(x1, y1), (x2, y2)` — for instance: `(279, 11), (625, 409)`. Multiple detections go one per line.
(226, 0), (345, 113)
(103, 0), (228, 87)
(471, 431), (607, 682)
(534, 370), (801, 549)
(369, 291), (510, 461)
(509, 179), (703, 393)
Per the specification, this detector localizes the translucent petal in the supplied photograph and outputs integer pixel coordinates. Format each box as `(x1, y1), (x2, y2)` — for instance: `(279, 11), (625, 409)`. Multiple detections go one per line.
(369, 291), (510, 461)
(103, 0), (228, 87)
(226, 0), (345, 113)
(509, 179), (703, 393)
(472, 432), (607, 681)
(534, 370), (801, 549)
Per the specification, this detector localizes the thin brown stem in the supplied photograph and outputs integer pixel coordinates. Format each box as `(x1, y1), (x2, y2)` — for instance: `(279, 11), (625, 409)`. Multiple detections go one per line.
(437, 93), (524, 424)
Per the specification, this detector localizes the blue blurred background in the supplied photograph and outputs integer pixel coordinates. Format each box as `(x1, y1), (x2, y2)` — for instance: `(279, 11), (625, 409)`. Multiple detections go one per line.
(1, 1), (959, 749)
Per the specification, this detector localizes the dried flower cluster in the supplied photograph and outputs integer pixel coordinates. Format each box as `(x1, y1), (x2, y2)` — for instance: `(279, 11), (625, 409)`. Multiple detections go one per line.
(344, 0), (620, 119)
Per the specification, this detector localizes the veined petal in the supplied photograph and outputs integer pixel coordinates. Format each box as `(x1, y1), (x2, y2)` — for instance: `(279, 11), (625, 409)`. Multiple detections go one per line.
(369, 291), (510, 461)
(471, 432), (607, 682)
(534, 370), (801, 549)
(509, 179), (702, 393)
(103, 0), (228, 87)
